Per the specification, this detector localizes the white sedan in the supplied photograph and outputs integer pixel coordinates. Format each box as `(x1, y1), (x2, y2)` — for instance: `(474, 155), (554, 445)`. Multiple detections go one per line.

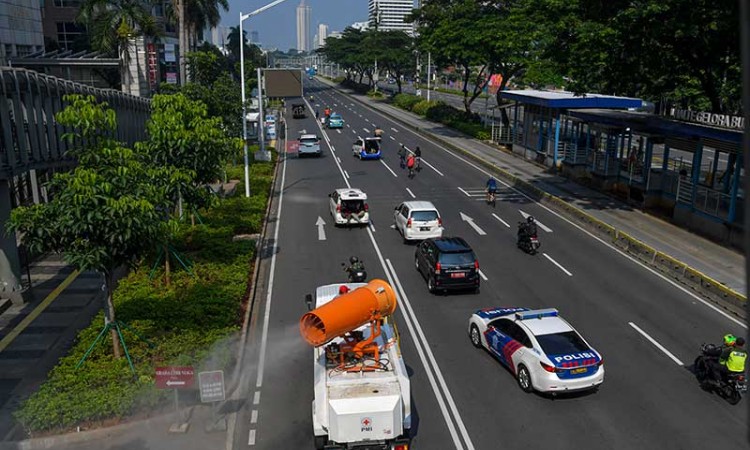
(468, 307), (604, 394)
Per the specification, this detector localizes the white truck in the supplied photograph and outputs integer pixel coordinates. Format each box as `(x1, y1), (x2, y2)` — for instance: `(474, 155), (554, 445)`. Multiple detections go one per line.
(301, 281), (411, 450)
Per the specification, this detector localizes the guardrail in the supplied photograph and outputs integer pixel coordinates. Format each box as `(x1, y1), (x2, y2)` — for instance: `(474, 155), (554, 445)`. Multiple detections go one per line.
(325, 79), (747, 318)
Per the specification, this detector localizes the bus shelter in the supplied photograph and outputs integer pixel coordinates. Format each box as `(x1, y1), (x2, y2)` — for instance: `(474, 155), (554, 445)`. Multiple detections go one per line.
(563, 109), (743, 244)
(499, 90), (642, 168)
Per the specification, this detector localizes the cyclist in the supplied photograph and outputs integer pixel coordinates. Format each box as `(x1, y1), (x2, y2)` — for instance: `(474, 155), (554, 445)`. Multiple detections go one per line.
(398, 144), (407, 169)
(486, 176), (498, 203)
(414, 146), (422, 171)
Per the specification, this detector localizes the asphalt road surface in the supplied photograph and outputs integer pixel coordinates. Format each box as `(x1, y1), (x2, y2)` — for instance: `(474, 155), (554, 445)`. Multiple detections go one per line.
(234, 79), (747, 450)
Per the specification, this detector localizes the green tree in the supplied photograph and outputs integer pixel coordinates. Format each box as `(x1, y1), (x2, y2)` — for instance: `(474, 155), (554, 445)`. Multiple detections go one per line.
(366, 30), (415, 93)
(536, 0), (741, 113)
(413, 0), (490, 113)
(181, 73), (244, 139)
(6, 95), (174, 358)
(186, 47), (227, 85)
(78, 0), (159, 94)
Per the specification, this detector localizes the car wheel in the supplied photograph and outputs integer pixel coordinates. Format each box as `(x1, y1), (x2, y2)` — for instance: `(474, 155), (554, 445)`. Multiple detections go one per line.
(469, 325), (482, 348)
(314, 435), (328, 450)
(427, 276), (436, 294)
(517, 365), (533, 393)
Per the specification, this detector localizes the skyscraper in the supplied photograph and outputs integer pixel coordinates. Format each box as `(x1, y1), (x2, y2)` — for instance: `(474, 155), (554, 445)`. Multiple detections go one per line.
(368, 0), (415, 34)
(317, 23), (329, 48)
(296, 0), (311, 52)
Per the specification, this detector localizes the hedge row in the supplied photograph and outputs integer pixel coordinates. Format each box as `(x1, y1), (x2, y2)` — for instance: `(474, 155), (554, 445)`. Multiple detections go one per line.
(391, 93), (490, 141)
(15, 152), (276, 434)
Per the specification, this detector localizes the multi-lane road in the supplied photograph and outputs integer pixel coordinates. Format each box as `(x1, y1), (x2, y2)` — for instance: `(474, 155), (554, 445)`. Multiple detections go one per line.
(233, 79), (747, 449)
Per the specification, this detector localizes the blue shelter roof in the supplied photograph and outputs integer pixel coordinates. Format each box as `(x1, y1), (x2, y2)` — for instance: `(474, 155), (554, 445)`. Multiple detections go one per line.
(568, 109), (742, 145)
(501, 89), (642, 109)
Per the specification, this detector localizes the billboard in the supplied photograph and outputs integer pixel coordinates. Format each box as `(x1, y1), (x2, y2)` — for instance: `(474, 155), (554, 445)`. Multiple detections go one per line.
(264, 69), (303, 98)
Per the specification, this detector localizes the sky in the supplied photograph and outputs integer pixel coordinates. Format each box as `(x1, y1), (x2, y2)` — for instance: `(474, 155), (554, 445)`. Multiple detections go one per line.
(221, 0), (369, 51)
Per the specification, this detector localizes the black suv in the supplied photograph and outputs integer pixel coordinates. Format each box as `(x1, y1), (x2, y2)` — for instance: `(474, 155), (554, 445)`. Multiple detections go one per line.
(415, 237), (480, 294)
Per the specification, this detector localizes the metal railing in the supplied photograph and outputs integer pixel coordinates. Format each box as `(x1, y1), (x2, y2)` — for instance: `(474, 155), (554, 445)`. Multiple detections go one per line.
(0, 67), (151, 180)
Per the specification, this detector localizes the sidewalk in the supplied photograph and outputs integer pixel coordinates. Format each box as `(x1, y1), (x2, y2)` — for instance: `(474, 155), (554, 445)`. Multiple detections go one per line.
(322, 78), (746, 299)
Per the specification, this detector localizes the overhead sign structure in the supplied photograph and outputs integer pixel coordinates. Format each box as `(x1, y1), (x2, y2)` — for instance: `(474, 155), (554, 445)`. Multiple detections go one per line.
(155, 366), (195, 389)
(198, 370), (226, 403)
(264, 68), (303, 98)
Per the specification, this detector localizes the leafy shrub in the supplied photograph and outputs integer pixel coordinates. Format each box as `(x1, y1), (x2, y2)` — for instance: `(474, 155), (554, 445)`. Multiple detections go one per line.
(425, 102), (461, 123)
(367, 90), (385, 99)
(475, 130), (491, 141)
(14, 157), (276, 433)
(411, 100), (439, 116)
(392, 93), (421, 110)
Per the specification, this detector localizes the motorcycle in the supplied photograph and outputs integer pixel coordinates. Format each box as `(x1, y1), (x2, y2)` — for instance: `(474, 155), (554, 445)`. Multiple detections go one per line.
(517, 224), (540, 254)
(694, 343), (747, 405)
(342, 260), (367, 283)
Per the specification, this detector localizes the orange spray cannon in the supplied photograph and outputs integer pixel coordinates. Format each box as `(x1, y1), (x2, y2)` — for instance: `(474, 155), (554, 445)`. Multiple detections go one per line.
(300, 279), (397, 371)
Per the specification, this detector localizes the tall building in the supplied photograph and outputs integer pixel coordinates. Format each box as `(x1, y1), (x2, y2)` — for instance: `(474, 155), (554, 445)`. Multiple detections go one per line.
(368, 0), (415, 34)
(316, 23), (328, 48)
(0, 0), (44, 63)
(296, 0), (311, 52)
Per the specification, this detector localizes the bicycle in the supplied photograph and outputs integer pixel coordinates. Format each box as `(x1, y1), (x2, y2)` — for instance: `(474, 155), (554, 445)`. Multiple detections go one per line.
(486, 189), (496, 207)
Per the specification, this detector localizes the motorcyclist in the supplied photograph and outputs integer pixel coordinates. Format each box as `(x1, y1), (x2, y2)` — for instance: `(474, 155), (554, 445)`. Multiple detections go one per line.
(398, 144), (407, 168)
(345, 256), (365, 273)
(705, 334), (738, 386)
(720, 336), (747, 380)
(518, 216), (537, 244)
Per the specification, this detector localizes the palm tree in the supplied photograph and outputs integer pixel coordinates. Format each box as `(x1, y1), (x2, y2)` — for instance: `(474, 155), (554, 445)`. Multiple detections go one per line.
(78, 0), (159, 94)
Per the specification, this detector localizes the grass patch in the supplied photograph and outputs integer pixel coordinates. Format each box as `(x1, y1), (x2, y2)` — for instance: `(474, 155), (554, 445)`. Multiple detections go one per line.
(14, 154), (277, 434)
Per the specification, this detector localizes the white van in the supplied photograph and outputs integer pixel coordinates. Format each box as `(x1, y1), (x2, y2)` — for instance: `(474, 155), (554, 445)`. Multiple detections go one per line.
(393, 201), (444, 242)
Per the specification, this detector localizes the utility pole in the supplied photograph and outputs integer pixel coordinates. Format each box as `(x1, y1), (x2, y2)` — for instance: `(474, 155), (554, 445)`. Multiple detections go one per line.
(178, 0), (186, 85)
(427, 52), (431, 102)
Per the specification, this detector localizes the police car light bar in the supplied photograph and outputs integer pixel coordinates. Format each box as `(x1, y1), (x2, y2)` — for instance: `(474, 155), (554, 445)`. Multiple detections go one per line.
(516, 308), (559, 320)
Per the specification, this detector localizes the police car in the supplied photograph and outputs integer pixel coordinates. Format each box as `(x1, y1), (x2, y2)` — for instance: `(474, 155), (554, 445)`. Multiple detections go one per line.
(468, 307), (604, 393)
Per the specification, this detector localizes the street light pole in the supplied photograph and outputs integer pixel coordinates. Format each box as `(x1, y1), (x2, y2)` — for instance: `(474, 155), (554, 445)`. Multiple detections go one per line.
(427, 52), (431, 102)
(239, 0), (292, 197)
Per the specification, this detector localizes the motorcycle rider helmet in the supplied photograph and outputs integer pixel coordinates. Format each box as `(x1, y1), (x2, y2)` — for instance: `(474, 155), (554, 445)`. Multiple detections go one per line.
(723, 334), (737, 346)
(349, 256), (359, 264)
(736, 337), (745, 347)
(527, 216), (535, 224)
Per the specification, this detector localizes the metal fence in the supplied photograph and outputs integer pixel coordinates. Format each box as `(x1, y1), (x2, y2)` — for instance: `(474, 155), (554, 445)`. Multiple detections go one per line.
(0, 67), (151, 180)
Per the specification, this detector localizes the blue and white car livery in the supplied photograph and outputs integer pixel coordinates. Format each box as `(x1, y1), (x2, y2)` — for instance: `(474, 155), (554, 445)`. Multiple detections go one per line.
(468, 307), (604, 393)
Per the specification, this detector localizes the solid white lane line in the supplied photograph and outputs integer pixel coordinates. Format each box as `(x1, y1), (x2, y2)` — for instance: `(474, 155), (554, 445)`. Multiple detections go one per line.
(336, 156), (341, 163)
(254, 134), (288, 390)
(629, 322), (685, 366)
(542, 253), (573, 277)
(478, 269), (488, 281)
(380, 159), (398, 178)
(458, 187), (471, 197)
(250, 410), (258, 424)
(344, 170), (350, 179)
(406, 187), (416, 198)
(519, 210), (552, 232)
(385, 258), (475, 450)
(368, 222), (376, 233)
(421, 159), (444, 176)
(390, 135), (396, 141)
(248, 429), (256, 446)
(492, 213), (510, 228)
(253, 390), (261, 405)
(391, 127), (399, 132)
(363, 127), (370, 133)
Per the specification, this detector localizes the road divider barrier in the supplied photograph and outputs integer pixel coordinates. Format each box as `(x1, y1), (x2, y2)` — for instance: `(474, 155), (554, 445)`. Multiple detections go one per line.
(319, 77), (746, 318)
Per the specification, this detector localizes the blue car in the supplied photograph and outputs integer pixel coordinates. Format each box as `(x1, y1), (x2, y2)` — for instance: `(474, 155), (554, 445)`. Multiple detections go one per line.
(327, 113), (344, 129)
(352, 137), (381, 160)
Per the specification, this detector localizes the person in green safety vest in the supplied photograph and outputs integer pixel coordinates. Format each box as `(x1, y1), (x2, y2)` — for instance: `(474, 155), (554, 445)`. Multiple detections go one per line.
(721, 337), (747, 374)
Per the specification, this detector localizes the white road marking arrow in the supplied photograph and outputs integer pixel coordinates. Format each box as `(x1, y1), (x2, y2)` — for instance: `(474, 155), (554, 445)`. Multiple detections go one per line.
(519, 210), (553, 232)
(316, 216), (327, 241)
(460, 212), (487, 235)
(166, 380), (185, 387)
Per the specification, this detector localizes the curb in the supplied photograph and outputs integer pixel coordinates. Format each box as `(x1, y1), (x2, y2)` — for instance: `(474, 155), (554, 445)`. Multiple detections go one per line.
(321, 78), (747, 318)
(0, 410), (182, 450)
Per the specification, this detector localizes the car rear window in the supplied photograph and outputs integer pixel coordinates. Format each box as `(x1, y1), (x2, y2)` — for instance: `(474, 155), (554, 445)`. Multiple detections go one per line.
(439, 251), (474, 266)
(411, 210), (438, 221)
(535, 331), (589, 355)
(300, 137), (319, 145)
(341, 200), (364, 212)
